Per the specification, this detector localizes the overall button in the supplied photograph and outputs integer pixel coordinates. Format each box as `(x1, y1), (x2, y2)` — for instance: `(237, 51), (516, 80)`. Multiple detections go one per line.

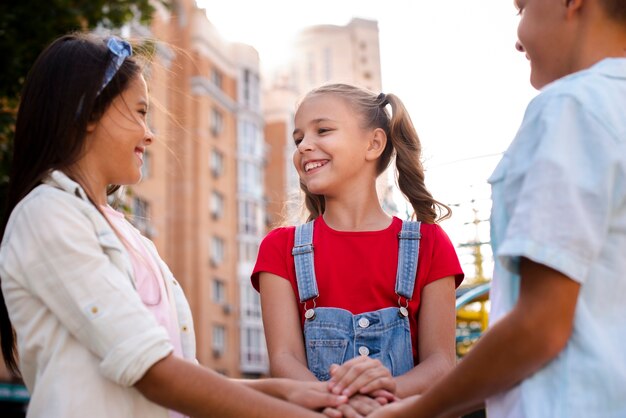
(358, 317), (370, 328)
(358, 346), (370, 356)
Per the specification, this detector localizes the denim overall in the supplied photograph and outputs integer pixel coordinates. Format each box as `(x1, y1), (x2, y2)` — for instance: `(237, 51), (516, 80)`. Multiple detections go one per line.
(292, 220), (421, 381)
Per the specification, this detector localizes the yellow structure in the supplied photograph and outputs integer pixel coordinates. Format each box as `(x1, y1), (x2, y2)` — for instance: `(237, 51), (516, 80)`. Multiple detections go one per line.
(455, 204), (491, 358)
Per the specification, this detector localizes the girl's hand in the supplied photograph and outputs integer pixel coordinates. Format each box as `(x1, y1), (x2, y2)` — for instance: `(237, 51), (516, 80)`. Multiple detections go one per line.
(284, 379), (348, 411)
(323, 394), (386, 418)
(328, 356), (396, 398)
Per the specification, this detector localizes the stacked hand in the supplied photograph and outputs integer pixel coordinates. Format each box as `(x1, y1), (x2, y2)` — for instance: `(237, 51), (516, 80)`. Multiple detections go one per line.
(322, 356), (399, 417)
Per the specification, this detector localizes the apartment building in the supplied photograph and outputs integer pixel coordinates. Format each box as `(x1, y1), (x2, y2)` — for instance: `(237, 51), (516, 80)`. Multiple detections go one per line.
(127, 0), (267, 376)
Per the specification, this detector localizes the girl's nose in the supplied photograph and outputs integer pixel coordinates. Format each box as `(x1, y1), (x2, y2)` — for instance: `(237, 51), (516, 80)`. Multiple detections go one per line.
(515, 40), (525, 53)
(297, 136), (314, 152)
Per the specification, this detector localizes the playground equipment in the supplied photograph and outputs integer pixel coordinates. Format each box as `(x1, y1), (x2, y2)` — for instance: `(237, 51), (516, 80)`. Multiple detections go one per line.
(455, 281), (490, 357)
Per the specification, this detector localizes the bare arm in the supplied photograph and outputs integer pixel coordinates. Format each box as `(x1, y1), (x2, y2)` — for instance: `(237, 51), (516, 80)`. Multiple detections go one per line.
(259, 272), (318, 381)
(236, 378), (347, 411)
(370, 258), (580, 418)
(135, 354), (324, 418)
(394, 276), (457, 398)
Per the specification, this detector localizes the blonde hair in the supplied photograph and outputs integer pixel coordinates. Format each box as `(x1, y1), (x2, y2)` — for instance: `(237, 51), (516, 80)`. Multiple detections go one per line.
(297, 83), (451, 224)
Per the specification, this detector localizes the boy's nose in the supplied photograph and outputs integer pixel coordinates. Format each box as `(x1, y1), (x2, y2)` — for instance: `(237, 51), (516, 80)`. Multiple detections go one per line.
(144, 128), (155, 145)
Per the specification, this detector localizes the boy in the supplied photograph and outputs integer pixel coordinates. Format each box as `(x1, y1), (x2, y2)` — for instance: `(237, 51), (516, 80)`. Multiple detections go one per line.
(367, 0), (626, 416)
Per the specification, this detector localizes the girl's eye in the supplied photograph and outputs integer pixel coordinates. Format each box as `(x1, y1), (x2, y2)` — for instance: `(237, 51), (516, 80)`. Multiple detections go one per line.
(138, 109), (148, 116)
(318, 128), (331, 134)
(294, 138), (303, 145)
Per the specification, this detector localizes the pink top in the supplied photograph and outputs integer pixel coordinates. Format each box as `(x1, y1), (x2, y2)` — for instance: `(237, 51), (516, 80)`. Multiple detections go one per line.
(102, 206), (185, 418)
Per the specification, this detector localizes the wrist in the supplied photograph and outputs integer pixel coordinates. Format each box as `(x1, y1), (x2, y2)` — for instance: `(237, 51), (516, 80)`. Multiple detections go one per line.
(272, 378), (291, 400)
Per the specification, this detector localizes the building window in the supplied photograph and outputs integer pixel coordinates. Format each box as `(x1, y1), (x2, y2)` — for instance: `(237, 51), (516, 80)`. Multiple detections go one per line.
(211, 191), (224, 220)
(211, 149), (224, 178)
(239, 161), (260, 194)
(211, 236), (225, 266)
(240, 121), (261, 157)
(243, 327), (266, 365)
(242, 284), (262, 318)
(212, 279), (226, 304)
(211, 107), (223, 137)
(212, 325), (226, 356)
(211, 68), (223, 90)
(239, 200), (258, 235)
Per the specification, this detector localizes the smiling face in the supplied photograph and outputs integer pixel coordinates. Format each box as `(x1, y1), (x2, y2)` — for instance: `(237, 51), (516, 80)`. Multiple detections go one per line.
(81, 74), (153, 191)
(515, 0), (577, 89)
(292, 93), (376, 197)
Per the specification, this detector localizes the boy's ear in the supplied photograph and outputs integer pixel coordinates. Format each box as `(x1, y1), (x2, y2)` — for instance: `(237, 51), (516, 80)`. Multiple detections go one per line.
(365, 128), (387, 161)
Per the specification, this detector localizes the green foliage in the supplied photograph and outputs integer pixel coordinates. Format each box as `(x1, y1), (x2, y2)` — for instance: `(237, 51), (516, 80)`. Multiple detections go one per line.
(0, 0), (169, 217)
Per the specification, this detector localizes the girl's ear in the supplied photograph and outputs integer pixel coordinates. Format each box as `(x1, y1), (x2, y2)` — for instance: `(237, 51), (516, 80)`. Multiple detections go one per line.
(86, 121), (97, 133)
(365, 128), (387, 161)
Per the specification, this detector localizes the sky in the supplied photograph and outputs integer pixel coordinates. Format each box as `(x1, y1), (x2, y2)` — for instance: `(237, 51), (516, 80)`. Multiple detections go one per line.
(196, 0), (539, 279)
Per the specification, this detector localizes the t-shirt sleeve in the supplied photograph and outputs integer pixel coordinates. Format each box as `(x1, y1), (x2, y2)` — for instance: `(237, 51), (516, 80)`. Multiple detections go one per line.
(497, 95), (619, 283)
(251, 227), (293, 292)
(423, 224), (464, 288)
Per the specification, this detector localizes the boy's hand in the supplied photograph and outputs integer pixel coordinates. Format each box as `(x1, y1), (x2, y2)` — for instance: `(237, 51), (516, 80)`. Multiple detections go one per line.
(328, 357), (396, 398)
(366, 400), (409, 418)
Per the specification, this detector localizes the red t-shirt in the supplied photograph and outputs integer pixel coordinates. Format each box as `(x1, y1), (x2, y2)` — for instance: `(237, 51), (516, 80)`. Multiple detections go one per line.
(251, 216), (464, 363)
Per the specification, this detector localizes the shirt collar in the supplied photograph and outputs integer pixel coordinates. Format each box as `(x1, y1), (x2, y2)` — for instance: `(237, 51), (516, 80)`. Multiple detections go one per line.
(43, 170), (90, 201)
(588, 57), (626, 78)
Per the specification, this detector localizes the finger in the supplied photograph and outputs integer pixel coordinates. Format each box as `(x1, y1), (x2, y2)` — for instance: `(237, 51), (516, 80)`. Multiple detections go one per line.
(337, 403), (364, 418)
(347, 394), (382, 415)
(328, 364), (341, 390)
(375, 396), (389, 406)
(356, 375), (396, 395)
(343, 366), (392, 397)
(322, 407), (343, 418)
(331, 357), (378, 395)
(370, 389), (396, 401)
(304, 392), (349, 410)
(329, 356), (367, 384)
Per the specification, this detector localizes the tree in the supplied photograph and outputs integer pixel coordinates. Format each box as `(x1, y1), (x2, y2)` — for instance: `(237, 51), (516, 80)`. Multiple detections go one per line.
(0, 0), (169, 221)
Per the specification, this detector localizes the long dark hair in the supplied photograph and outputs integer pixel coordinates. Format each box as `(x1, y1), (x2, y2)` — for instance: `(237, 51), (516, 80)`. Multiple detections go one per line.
(0, 32), (141, 376)
(298, 83), (451, 224)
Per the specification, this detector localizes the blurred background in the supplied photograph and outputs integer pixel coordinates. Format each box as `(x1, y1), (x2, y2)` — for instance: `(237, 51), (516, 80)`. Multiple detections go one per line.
(0, 0), (538, 415)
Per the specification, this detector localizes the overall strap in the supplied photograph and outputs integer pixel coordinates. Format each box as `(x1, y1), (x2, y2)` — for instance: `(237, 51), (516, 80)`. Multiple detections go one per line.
(292, 221), (319, 303)
(395, 220), (421, 300)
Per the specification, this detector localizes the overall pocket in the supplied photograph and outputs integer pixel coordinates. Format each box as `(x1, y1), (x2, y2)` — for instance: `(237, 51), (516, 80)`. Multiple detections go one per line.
(306, 339), (348, 381)
(386, 320), (414, 377)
